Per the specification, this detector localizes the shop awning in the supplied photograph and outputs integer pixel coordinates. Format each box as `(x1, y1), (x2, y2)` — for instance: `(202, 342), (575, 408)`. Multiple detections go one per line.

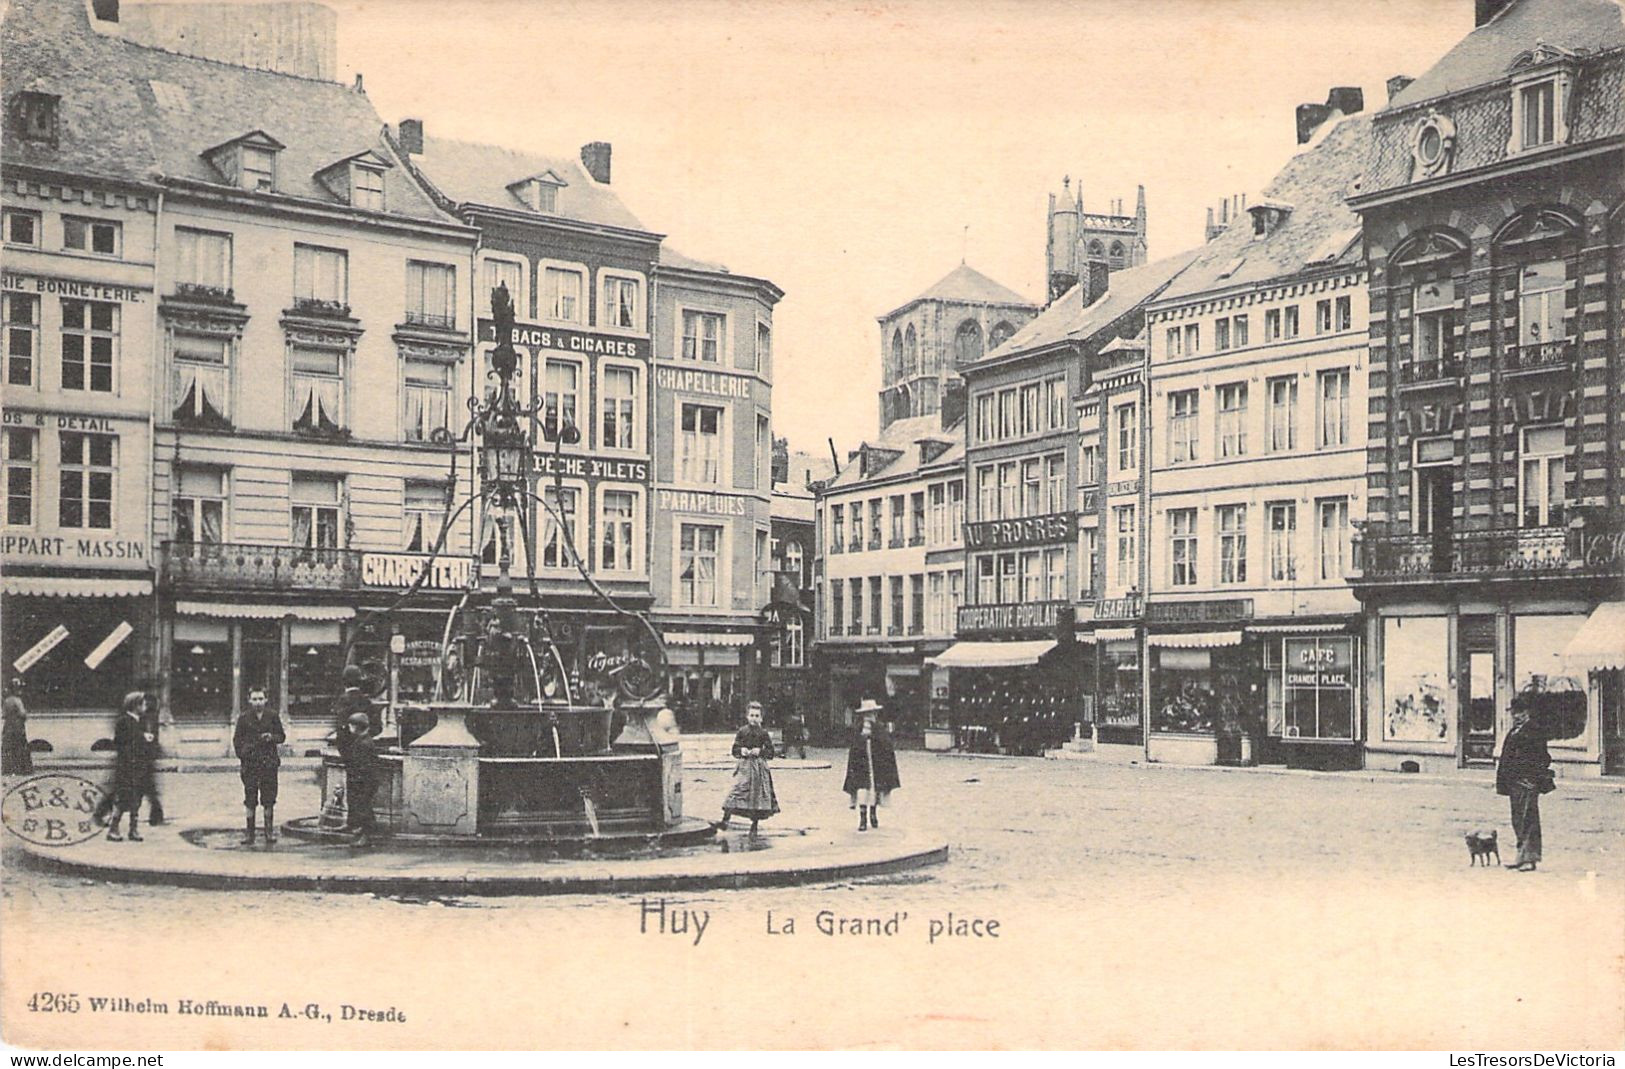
(1246, 622), (1348, 634)
(931, 640), (1056, 668)
(1563, 603), (1625, 674)
(662, 631), (756, 648)
(1092, 627), (1137, 642)
(3, 575), (152, 598)
(176, 601), (355, 621)
(1148, 630), (1243, 649)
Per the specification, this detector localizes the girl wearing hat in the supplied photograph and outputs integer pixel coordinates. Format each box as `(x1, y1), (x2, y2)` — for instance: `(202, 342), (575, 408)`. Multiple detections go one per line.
(844, 700), (900, 832)
(718, 702), (779, 835)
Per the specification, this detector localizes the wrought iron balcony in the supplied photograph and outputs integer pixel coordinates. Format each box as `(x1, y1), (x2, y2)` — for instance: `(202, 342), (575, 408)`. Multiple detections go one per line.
(1354, 524), (1618, 582)
(160, 541), (363, 592)
(403, 310), (457, 330)
(1396, 351), (1465, 388)
(1501, 339), (1575, 374)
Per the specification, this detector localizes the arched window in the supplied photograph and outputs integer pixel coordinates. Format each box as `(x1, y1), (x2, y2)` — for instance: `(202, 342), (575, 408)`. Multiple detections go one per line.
(955, 319), (983, 363)
(989, 321), (1015, 348)
(889, 329), (904, 382)
(904, 324), (918, 376)
(1109, 241), (1126, 268)
(1087, 239), (1105, 259)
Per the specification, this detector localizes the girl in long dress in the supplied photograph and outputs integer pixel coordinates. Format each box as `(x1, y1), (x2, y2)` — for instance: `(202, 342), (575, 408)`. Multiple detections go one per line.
(718, 702), (779, 834)
(843, 702), (901, 832)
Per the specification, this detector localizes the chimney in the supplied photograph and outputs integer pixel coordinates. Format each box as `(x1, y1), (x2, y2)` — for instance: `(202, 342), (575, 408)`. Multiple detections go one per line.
(398, 119), (423, 157)
(941, 378), (967, 432)
(1475, 0), (1515, 25)
(581, 141), (612, 184)
(91, 0), (118, 22)
(1080, 259), (1110, 306)
(1386, 75), (1415, 102)
(1326, 86), (1364, 117)
(1295, 102), (1333, 144)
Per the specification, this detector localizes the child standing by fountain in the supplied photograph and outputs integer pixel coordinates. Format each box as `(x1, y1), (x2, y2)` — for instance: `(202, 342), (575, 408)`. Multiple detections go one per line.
(844, 701), (900, 832)
(718, 702), (778, 834)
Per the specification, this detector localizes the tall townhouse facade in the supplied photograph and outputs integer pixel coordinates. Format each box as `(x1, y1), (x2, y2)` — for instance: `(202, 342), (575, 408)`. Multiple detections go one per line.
(816, 415), (966, 742)
(762, 480), (815, 727)
(650, 249), (782, 731)
(400, 124), (662, 713)
(876, 264), (1036, 430)
(2, 0), (159, 753)
(1347, 0), (1625, 777)
(1142, 102), (1372, 769)
(949, 251), (1196, 754)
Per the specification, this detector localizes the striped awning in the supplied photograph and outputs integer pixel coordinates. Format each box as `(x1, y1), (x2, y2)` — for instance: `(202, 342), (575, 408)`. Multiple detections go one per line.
(931, 640), (1056, 668)
(1564, 603), (1625, 674)
(3, 575), (152, 598)
(1148, 630), (1244, 649)
(176, 601), (355, 621)
(1092, 627), (1137, 641)
(662, 631), (756, 648)
(1247, 622), (1348, 634)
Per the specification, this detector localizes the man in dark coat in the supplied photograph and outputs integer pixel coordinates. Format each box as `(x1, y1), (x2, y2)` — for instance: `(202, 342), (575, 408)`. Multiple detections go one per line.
(1497, 709), (1554, 871)
(233, 688), (286, 846)
(342, 711), (379, 839)
(331, 664), (378, 740)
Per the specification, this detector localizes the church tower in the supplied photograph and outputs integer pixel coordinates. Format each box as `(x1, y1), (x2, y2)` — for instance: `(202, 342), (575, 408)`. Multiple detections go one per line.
(1045, 179), (1149, 305)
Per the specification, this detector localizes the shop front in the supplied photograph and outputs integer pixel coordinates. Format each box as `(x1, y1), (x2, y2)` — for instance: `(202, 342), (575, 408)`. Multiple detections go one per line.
(1248, 622), (1363, 770)
(1143, 598), (1258, 766)
(662, 630), (759, 732)
(1085, 595), (1144, 747)
(938, 599), (1084, 755)
(1563, 602), (1625, 777)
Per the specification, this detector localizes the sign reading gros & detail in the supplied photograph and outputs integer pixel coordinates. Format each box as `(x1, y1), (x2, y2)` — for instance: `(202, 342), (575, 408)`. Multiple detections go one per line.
(957, 600), (1066, 637)
(478, 319), (649, 361)
(361, 553), (472, 590)
(964, 512), (1075, 550)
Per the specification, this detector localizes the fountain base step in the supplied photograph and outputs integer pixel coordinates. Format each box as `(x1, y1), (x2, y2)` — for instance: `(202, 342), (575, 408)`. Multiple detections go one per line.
(283, 814), (719, 851)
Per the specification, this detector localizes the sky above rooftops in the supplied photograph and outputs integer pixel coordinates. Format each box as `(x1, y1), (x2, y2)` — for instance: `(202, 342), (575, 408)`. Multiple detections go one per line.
(176, 0), (1476, 454)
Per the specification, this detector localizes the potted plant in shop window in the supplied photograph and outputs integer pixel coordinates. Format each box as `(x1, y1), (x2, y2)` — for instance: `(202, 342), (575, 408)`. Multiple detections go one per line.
(1510, 674), (1587, 742)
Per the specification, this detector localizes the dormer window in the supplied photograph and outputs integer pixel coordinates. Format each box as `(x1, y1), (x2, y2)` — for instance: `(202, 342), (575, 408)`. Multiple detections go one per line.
(510, 172), (566, 213)
(1507, 46), (1575, 155)
(240, 146), (276, 191)
(314, 151), (392, 209)
(10, 91), (59, 144)
(204, 132), (285, 193)
(1519, 81), (1555, 147)
(1248, 201), (1291, 239)
(351, 164), (385, 210)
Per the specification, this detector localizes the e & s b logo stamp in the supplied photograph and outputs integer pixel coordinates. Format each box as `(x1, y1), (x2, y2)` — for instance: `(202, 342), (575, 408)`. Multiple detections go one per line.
(3, 775), (106, 846)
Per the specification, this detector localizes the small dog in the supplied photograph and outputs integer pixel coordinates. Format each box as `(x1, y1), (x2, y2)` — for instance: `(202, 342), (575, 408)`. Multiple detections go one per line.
(1465, 829), (1500, 867)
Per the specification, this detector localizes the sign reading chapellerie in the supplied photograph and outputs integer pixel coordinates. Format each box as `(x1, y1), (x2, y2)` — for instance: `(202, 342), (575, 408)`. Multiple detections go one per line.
(655, 366), (753, 400)
(957, 600), (1065, 636)
(360, 553), (472, 590)
(964, 512), (1075, 549)
(478, 318), (649, 361)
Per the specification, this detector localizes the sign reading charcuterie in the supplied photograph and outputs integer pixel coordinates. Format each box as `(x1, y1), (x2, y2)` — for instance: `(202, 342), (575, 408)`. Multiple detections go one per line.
(360, 553), (472, 590)
(963, 512), (1075, 549)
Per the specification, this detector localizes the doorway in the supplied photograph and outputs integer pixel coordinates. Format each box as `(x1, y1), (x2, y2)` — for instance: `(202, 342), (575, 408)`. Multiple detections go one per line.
(1461, 616), (1497, 766)
(1600, 671), (1624, 776)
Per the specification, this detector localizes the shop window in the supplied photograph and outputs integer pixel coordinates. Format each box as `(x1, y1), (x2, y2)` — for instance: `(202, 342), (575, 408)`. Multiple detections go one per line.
(291, 347), (345, 434)
(1114, 505), (1136, 587)
(601, 489), (637, 571)
(61, 299), (117, 392)
(173, 467), (226, 545)
(290, 473), (341, 550)
(403, 357), (451, 442)
(1316, 368), (1350, 449)
(1520, 426), (1566, 528)
(4, 292), (38, 388)
(59, 431), (114, 530)
(678, 403), (722, 484)
(602, 274), (640, 331)
(1266, 375), (1296, 452)
(3, 208), (39, 247)
(402, 481), (445, 552)
(1316, 497), (1350, 581)
(1282, 636), (1354, 739)
(678, 523), (721, 607)
(1168, 508), (1197, 587)
(405, 261), (456, 328)
(682, 310), (724, 362)
(4, 428), (37, 526)
(601, 365), (637, 450)
(545, 267), (584, 323)
(1382, 617), (1450, 742)
(1168, 390), (1198, 464)
(175, 228), (232, 294)
(288, 621), (344, 721)
(1099, 639), (1141, 736)
(1151, 646), (1250, 735)
(1512, 615), (1588, 745)
(1217, 504), (1246, 584)
(293, 244), (347, 308)
(172, 618), (231, 721)
(63, 216), (120, 257)
(1216, 382), (1247, 458)
(240, 620), (282, 710)
(542, 360), (580, 440)
(1267, 501), (1296, 582)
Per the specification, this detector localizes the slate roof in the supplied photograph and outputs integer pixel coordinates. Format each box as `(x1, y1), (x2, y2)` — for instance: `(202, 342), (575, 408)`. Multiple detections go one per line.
(659, 246), (730, 273)
(770, 490), (816, 524)
(825, 415), (963, 490)
(984, 248), (1201, 360)
(1156, 112), (1370, 302)
(1387, 0), (1625, 111)
(2, 0), (449, 223)
(881, 263), (1034, 320)
(409, 133), (650, 233)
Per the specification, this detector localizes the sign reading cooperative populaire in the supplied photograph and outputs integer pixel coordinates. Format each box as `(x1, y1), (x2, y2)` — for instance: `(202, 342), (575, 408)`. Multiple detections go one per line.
(2, 272), (145, 303)
(957, 600), (1066, 637)
(478, 318), (649, 361)
(1284, 636), (1353, 690)
(656, 489), (749, 516)
(655, 366), (753, 400)
(534, 454), (649, 483)
(964, 512), (1076, 550)
(360, 553), (472, 590)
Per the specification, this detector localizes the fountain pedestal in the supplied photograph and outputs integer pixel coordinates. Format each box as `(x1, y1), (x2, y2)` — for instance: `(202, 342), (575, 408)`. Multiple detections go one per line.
(402, 706), (481, 837)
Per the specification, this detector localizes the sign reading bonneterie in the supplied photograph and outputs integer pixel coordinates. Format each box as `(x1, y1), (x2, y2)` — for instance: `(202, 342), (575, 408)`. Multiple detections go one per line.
(963, 512), (1075, 549)
(360, 553), (472, 590)
(478, 318), (649, 361)
(2, 272), (145, 302)
(957, 600), (1066, 636)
